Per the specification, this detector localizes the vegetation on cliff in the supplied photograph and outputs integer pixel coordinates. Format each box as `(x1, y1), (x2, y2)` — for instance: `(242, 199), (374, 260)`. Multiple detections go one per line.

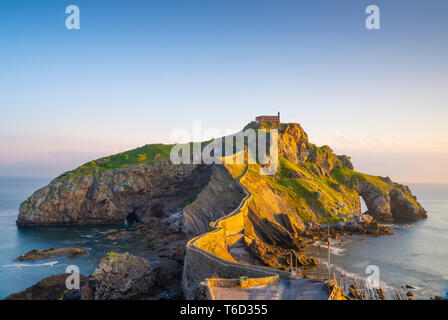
(18, 120), (426, 228)
(53, 143), (174, 182)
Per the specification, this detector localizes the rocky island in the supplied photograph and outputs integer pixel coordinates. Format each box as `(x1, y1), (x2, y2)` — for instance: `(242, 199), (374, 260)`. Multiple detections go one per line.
(13, 120), (427, 300)
(16, 247), (88, 261)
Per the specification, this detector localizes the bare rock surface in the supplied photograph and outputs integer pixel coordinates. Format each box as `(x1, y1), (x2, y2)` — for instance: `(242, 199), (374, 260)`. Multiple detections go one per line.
(16, 246), (88, 261)
(183, 165), (245, 235)
(5, 273), (87, 300)
(18, 162), (212, 226)
(92, 253), (153, 300)
(246, 238), (318, 270)
(304, 214), (393, 239)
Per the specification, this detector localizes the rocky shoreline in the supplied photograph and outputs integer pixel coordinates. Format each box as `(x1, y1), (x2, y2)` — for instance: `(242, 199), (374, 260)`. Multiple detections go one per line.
(7, 214), (442, 300)
(6, 121), (430, 300)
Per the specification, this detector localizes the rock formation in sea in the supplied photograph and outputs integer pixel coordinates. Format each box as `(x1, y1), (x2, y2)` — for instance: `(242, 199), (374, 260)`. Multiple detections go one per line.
(17, 121), (426, 229)
(4, 273), (88, 300)
(90, 252), (154, 300)
(16, 247), (88, 261)
(12, 119), (428, 300)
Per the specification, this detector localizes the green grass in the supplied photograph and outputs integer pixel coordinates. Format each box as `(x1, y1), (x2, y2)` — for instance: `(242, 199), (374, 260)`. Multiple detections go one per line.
(106, 252), (118, 260)
(53, 143), (174, 183)
(58, 289), (70, 301)
(332, 167), (390, 193)
(258, 158), (360, 223)
(178, 197), (197, 208)
(51, 139), (221, 185)
(278, 157), (309, 179)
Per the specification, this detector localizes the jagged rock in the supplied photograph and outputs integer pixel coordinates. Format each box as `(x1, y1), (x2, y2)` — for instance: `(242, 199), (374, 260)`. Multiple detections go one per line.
(168, 220), (183, 233)
(355, 179), (426, 222)
(376, 288), (387, 300)
(337, 155), (354, 170)
(277, 123), (312, 164)
(303, 214), (392, 243)
(151, 259), (183, 298)
(92, 253), (153, 300)
(348, 284), (364, 300)
(183, 165), (245, 235)
(295, 254), (318, 266)
(245, 238), (317, 269)
(5, 273), (87, 300)
(16, 246), (88, 261)
(17, 121), (426, 230)
(17, 162), (212, 226)
(160, 211), (185, 234)
(105, 231), (134, 241)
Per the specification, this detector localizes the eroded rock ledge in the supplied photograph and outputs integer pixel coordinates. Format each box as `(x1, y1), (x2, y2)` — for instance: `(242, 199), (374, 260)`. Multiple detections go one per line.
(17, 161), (212, 226)
(16, 247), (88, 261)
(17, 122), (426, 228)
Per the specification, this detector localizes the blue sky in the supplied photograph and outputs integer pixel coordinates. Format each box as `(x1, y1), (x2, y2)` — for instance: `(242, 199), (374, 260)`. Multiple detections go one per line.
(0, 0), (447, 182)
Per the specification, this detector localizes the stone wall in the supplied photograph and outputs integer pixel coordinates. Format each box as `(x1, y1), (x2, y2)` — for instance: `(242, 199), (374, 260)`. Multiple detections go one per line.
(239, 274), (279, 289)
(182, 244), (288, 299)
(193, 228), (236, 262)
(182, 165), (290, 299)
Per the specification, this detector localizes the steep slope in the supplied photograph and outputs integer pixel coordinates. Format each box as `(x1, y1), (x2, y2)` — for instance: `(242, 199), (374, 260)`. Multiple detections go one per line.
(17, 121), (426, 228)
(17, 145), (213, 226)
(182, 165), (245, 235)
(247, 122), (426, 223)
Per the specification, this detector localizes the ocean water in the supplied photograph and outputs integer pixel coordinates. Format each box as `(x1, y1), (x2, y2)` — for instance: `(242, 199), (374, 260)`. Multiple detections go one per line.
(0, 178), (447, 299)
(0, 177), (148, 300)
(306, 183), (448, 299)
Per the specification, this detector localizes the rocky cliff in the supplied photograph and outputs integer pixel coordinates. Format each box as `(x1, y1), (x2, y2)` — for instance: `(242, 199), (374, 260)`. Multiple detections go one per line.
(183, 165), (245, 235)
(18, 121), (426, 229)
(18, 147), (213, 226)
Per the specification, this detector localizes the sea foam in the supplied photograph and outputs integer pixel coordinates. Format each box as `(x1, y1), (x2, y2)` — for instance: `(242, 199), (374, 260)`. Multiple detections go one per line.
(2, 261), (58, 268)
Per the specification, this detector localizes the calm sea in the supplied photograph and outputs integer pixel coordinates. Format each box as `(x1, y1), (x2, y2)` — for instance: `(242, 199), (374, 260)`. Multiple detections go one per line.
(0, 177), (148, 299)
(0, 177), (447, 299)
(306, 183), (448, 299)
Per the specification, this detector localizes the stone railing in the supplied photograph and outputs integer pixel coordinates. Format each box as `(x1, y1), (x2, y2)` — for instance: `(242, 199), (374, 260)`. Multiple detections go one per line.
(182, 165), (290, 299)
(182, 164), (342, 300)
(201, 274), (280, 300)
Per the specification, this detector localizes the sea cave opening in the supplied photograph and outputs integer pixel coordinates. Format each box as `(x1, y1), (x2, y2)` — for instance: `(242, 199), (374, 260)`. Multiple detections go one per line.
(125, 211), (140, 226)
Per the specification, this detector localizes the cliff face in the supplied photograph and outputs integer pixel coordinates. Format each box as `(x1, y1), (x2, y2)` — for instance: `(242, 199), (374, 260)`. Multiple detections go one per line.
(17, 121), (426, 228)
(182, 165), (245, 235)
(270, 123), (426, 223)
(18, 161), (212, 226)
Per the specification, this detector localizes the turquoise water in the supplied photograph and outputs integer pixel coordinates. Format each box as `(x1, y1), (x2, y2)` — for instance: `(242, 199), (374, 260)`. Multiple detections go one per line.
(0, 177), (147, 299)
(307, 183), (448, 299)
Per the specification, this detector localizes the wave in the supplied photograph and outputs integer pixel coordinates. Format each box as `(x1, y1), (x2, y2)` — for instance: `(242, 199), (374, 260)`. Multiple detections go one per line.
(328, 263), (397, 291)
(2, 261), (58, 268)
(312, 241), (347, 256)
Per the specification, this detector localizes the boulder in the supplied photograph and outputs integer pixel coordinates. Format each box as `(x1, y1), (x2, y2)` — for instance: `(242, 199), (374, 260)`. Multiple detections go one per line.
(5, 273), (87, 300)
(151, 259), (183, 298)
(92, 252), (153, 300)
